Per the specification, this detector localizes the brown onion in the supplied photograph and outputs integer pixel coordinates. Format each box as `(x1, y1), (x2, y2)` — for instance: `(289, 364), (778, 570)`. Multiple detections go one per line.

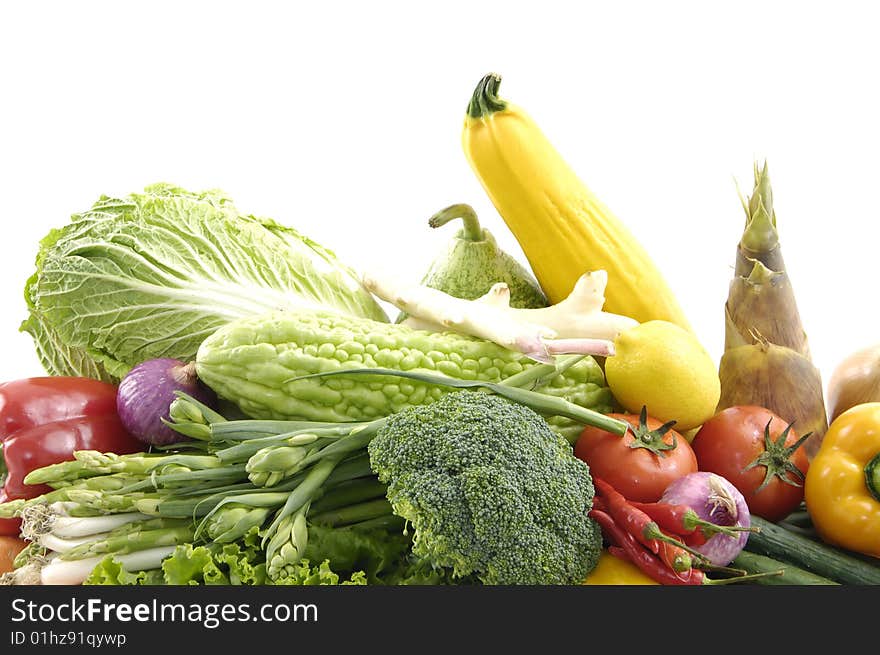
(827, 343), (880, 423)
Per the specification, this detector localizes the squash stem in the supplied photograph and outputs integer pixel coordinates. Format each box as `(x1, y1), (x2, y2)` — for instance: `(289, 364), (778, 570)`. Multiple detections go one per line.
(467, 73), (507, 118)
(428, 203), (484, 242)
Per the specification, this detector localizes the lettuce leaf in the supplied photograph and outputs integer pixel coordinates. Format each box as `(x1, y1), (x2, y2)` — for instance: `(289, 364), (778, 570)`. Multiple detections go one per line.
(301, 524), (412, 584)
(270, 559), (366, 586)
(84, 557), (166, 586)
(22, 183), (387, 380)
(83, 527), (361, 586)
(82, 524), (470, 586)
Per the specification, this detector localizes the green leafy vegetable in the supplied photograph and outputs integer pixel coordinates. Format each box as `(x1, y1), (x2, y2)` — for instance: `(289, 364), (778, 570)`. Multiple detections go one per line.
(19, 310), (115, 383)
(80, 525), (415, 586)
(22, 183), (387, 380)
(271, 559), (366, 586)
(83, 557), (166, 586)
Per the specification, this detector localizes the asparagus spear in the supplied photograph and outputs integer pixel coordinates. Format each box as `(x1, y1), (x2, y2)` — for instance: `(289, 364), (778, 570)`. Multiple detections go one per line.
(24, 451), (226, 485)
(59, 520), (196, 561)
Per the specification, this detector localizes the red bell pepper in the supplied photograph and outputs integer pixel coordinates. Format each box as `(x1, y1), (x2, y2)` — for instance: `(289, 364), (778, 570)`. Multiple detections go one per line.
(0, 377), (143, 536)
(0, 377), (119, 442)
(3, 414), (142, 498)
(0, 489), (22, 536)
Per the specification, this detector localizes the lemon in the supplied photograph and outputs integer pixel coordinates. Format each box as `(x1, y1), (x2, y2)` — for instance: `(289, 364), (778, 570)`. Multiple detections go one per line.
(604, 320), (720, 431)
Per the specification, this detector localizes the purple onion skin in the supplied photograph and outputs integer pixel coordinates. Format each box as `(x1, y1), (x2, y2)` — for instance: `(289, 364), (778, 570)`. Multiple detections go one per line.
(659, 471), (751, 566)
(117, 358), (218, 446)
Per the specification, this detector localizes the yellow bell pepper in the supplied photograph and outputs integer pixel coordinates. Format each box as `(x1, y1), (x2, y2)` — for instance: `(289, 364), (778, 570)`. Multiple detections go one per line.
(804, 402), (880, 558)
(583, 550), (659, 585)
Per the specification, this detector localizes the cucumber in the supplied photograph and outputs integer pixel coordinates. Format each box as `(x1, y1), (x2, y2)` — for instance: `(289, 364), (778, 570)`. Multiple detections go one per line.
(732, 551), (839, 585)
(746, 515), (880, 585)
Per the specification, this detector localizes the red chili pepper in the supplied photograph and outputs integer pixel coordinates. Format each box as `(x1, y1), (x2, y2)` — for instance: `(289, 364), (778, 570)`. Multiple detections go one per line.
(594, 477), (696, 573)
(594, 477), (660, 554)
(607, 545), (706, 585)
(655, 537), (693, 573)
(607, 543), (784, 586)
(628, 498), (754, 543)
(627, 499), (702, 536)
(590, 508), (699, 585)
(683, 528), (709, 548)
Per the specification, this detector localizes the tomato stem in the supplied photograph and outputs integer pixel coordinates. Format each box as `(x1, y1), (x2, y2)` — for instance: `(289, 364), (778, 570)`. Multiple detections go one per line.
(742, 419), (811, 492)
(624, 406), (679, 457)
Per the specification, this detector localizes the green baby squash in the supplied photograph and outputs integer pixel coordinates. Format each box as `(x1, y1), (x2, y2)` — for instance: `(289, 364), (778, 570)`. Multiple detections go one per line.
(396, 203), (548, 323)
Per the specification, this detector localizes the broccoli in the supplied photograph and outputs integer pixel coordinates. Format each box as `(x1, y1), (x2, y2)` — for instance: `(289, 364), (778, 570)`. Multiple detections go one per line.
(367, 390), (603, 585)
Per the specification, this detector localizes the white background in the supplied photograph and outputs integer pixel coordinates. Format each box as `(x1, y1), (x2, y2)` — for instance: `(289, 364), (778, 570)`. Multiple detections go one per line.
(1, 1), (878, 403)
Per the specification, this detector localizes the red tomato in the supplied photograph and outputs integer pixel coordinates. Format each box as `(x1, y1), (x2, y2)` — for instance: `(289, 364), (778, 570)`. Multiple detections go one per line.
(575, 409), (698, 503)
(691, 406), (810, 522)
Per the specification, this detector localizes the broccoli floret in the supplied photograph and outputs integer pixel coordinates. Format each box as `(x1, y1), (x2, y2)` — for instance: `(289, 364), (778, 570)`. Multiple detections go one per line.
(367, 390), (602, 585)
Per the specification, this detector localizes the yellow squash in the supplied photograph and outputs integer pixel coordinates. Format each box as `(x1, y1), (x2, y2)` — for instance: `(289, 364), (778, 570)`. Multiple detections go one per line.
(462, 73), (691, 331)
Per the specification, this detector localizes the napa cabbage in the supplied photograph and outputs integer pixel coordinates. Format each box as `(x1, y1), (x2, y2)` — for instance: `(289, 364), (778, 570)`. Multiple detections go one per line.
(21, 183), (387, 380)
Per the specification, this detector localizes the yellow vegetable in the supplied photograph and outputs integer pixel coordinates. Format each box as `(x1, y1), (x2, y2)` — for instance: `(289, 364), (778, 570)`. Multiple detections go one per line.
(462, 73), (691, 331)
(604, 320), (720, 431)
(583, 550), (659, 585)
(804, 402), (880, 558)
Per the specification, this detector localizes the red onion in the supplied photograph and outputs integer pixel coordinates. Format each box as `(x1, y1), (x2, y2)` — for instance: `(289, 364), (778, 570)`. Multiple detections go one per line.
(116, 358), (217, 446)
(660, 471), (751, 566)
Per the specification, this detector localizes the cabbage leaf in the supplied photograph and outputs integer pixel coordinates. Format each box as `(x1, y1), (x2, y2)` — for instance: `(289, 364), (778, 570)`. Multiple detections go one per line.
(21, 184), (387, 379)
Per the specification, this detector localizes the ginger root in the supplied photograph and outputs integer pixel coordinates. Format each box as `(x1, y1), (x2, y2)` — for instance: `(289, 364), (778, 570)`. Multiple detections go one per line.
(362, 269), (638, 363)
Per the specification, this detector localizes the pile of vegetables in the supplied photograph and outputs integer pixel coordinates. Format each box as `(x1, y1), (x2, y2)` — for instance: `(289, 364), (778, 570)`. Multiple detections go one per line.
(588, 473), (763, 585)
(1, 370), (618, 585)
(1, 71), (879, 587)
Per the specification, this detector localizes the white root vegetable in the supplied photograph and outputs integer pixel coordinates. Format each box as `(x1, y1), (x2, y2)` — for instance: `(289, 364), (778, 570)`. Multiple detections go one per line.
(0, 550), (57, 586)
(363, 269), (638, 362)
(36, 532), (109, 554)
(39, 546), (176, 586)
(0, 561), (45, 586)
(50, 512), (152, 539)
(20, 503), (150, 540)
